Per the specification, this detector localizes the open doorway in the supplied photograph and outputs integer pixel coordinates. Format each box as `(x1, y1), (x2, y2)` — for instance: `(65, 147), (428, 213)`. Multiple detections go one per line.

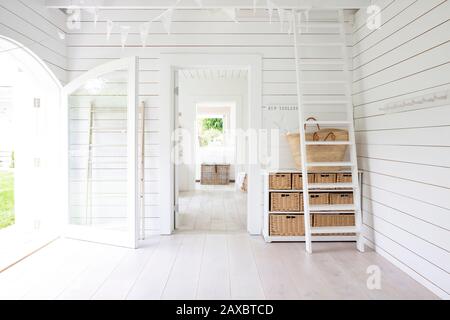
(174, 69), (249, 231)
(0, 36), (63, 270)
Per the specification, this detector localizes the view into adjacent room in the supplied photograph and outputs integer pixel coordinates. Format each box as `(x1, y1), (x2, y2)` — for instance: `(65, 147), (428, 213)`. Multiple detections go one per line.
(174, 69), (248, 232)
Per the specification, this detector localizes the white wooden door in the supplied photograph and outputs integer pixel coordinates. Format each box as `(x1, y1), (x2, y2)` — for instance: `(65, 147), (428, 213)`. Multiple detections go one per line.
(62, 57), (139, 248)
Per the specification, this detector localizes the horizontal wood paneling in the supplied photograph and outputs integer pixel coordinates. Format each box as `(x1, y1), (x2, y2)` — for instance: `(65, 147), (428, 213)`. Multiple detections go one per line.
(66, 8), (355, 236)
(353, 0), (450, 299)
(0, 0), (67, 83)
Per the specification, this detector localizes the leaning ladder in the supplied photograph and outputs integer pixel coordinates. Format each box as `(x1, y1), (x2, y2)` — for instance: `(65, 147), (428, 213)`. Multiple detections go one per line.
(85, 101), (95, 225)
(139, 101), (146, 240)
(293, 9), (364, 253)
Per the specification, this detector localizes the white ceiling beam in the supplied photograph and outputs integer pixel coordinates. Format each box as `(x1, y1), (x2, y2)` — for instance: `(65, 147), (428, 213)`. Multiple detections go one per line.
(46, 0), (370, 9)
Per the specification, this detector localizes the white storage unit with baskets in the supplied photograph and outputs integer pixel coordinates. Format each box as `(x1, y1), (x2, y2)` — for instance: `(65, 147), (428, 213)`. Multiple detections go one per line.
(263, 170), (363, 243)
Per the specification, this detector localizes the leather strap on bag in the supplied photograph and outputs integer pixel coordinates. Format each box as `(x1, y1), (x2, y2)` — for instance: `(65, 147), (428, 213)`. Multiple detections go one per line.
(305, 117), (337, 141)
(304, 117), (320, 130)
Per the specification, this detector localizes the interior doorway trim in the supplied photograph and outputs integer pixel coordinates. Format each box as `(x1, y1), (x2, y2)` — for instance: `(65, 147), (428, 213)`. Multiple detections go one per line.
(160, 53), (263, 235)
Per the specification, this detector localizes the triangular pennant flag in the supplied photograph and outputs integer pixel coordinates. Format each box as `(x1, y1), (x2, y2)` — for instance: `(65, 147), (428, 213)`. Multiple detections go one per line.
(304, 10), (310, 33)
(120, 25), (131, 49)
(304, 9), (310, 21)
(161, 8), (174, 34)
(140, 22), (151, 47)
(222, 7), (238, 23)
(287, 11), (294, 35)
(267, 0), (275, 24)
(278, 8), (286, 31)
(106, 19), (114, 40)
(91, 8), (99, 28)
(84, 7), (99, 28)
(297, 11), (302, 34)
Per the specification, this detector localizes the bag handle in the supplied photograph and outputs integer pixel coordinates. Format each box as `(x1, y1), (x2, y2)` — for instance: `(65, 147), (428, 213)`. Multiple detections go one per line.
(304, 117), (320, 131)
(323, 132), (336, 141)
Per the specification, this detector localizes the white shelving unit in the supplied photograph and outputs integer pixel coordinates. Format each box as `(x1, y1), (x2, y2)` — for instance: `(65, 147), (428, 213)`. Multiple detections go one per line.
(262, 170), (363, 243)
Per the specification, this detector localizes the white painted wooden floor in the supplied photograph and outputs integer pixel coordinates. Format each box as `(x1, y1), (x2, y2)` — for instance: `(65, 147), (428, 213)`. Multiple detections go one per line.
(0, 186), (437, 300)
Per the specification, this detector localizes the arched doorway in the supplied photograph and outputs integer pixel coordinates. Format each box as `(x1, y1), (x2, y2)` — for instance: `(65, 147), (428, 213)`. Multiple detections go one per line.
(0, 36), (63, 270)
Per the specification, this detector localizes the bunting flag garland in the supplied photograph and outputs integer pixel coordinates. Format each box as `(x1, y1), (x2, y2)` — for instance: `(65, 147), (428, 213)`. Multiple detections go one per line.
(99, 1), (302, 43)
(106, 19), (114, 40)
(267, 0), (275, 24)
(140, 22), (151, 47)
(120, 25), (131, 49)
(161, 8), (174, 34)
(222, 7), (238, 23)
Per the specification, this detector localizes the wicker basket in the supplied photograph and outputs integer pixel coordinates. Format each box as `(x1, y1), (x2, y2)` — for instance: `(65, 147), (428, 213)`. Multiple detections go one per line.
(286, 117), (349, 172)
(269, 214), (305, 236)
(313, 214), (355, 236)
(309, 193), (329, 205)
(292, 173), (314, 190)
(330, 192), (354, 204)
(315, 173), (337, 184)
(270, 192), (302, 212)
(201, 164), (230, 185)
(269, 173), (291, 190)
(336, 173), (352, 183)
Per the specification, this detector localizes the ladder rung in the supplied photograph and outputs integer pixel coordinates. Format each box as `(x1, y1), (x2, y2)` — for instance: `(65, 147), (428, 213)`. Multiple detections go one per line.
(91, 129), (127, 133)
(310, 226), (359, 234)
(298, 22), (341, 28)
(308, 183), (354, 189)
(298, 60), (345, 66)
(304, 120), (351, 125)
(305, 141), (350, 146)
(300, 80), (347, 84)
(306, 162), (353, 167)
(303, 101), (347, 105)
(298, 42), (343, 46)
(310, 204), (355, 211)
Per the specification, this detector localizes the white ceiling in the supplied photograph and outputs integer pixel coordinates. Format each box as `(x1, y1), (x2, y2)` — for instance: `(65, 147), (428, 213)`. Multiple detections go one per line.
(178, 69), (248, 80)
(47, 0), (370, 9)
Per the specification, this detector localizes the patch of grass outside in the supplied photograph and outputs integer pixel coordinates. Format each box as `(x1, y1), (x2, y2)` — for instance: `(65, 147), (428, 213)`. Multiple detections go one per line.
(0, 170), (15, 229)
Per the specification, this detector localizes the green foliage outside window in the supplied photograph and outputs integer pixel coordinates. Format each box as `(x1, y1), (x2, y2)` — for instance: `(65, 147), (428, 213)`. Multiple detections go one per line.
(198, 118), (224, 147)
(202, 118), (223, 131)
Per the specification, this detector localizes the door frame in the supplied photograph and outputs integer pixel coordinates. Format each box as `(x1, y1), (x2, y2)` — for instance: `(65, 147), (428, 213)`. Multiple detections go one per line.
(160, 53), (263, 235)
(61, 56), (139, 248)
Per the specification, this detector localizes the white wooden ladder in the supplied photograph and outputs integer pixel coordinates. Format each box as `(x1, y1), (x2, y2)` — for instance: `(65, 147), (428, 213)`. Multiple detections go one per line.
(293, 9), (364, 253)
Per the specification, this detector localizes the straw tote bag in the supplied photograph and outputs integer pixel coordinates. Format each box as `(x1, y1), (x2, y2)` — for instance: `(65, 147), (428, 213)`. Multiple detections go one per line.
(286, 117), (349, 171)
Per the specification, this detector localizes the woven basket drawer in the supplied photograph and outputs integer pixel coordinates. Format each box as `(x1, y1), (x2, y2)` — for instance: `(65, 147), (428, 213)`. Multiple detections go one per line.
(269, 173), (291, 190)
(292, 173), (314, 190)
(270, 192), (301, 212)
(269, 214), (305, 236)
(315, 173), (337, 184)
(330, 192), (354, 204)
(309, 193), (329, 205)
(313, 214), (355, 236)
(336, 173), (352, 183)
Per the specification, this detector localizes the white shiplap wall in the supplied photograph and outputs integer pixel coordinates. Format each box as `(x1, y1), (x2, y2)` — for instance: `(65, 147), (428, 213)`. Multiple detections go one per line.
(65, 8), (355, 236)
(353, 0), (450, 299)
(0, 0), (67, 84)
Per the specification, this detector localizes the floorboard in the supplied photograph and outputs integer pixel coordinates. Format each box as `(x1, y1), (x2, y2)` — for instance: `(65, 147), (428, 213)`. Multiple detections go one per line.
(0, 184), (438, 300)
